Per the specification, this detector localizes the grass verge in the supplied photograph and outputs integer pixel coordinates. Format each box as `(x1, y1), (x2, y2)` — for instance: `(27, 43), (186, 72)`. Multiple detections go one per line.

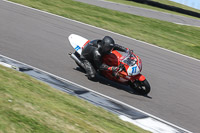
(0, 65), (150, 133)
(106, 0), (200, 19)
(9, 0), (200, 59)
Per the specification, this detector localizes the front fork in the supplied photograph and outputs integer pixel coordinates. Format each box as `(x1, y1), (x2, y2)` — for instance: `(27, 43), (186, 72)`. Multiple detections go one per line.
(129, 74), (146, 88)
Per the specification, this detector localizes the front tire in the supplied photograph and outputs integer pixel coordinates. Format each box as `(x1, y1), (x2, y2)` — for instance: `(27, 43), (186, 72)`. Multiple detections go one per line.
(130, 79), (151, 95)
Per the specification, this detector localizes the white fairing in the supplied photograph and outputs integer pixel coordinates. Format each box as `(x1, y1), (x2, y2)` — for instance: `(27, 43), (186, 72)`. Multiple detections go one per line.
(127, 64), (140, 76)
(68, 34), (89, 55)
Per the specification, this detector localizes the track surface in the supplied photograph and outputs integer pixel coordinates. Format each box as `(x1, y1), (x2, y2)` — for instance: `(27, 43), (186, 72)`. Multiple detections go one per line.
(0, 1), (200, 132)
(76, 0), (200, 27)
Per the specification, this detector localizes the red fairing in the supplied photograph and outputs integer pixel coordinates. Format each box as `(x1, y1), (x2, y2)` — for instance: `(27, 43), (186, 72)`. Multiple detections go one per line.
(102, 50), (122, 66)
(133, 74), (146, 81)
(102, 50), (146, 84)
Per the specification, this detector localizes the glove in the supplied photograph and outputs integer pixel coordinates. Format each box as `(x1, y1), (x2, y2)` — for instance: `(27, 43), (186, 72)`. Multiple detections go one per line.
(126, 48), (129, 53)
(107, 66), (119, 78)
(126, 48), (134, 53)
(108, 66), (119, 72)
(129, 49), (134, 53)
(108, 67), (119, 79)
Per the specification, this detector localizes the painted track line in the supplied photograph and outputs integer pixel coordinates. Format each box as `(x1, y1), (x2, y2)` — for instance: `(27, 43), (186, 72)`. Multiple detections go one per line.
(2, 0), (200, 62)
(0, 54), (192, 133)
(1, 0), (195, 132)
(100, 0), (200, 28)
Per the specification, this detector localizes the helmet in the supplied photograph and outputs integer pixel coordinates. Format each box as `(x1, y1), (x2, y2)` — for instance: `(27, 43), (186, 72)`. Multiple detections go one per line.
(101, 36), (115, 54)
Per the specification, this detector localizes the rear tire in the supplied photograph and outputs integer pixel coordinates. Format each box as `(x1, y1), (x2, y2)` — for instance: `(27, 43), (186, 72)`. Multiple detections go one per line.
(130, 79), (150, 95)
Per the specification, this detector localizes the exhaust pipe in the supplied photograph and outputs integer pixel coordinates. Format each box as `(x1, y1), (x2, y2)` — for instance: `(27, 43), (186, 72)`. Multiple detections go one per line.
(69, 53), (85, 69)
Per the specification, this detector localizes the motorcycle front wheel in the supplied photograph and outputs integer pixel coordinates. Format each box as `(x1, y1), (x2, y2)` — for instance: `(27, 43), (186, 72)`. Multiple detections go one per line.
(130, 79), (151, 95)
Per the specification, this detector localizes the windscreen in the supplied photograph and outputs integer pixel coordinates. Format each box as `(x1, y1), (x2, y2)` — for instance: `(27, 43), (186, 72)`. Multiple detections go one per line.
(120, 51), (137, 66)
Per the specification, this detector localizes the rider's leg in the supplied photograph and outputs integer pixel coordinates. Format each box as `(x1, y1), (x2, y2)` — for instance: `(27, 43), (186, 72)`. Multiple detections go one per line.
(80, 55), (96, 80)
(82, 60), (96, 80)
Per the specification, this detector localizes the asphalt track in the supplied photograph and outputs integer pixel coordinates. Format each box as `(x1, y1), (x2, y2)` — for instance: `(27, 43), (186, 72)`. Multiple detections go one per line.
(0, 0), (200, 132)
(76, 0), (200, 27)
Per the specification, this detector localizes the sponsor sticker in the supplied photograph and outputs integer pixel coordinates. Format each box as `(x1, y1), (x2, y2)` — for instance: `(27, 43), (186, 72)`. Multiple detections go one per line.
(75, 45), (81, 51)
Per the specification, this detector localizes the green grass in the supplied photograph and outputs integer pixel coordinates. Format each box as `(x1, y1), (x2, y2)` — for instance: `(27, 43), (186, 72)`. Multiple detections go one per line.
(0, 65), (150, 133)
(106, 0), (200, 19)
(9, 0), (200, 59)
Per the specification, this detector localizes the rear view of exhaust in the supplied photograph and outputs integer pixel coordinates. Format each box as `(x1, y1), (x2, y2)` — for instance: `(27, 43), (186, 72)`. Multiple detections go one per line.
(69, 53), (85, 69)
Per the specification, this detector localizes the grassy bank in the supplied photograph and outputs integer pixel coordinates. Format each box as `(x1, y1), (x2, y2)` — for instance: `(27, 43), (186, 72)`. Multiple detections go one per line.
(9, 0), (200, 60)
(106, 0), (200, 19)
(0, 65), (149, 133)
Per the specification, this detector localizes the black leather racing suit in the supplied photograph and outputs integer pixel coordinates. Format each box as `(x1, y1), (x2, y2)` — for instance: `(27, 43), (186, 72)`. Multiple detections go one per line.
(80, 40), (127, 79)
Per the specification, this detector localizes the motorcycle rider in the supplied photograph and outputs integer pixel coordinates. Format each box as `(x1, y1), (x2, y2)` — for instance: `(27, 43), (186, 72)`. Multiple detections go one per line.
(80, 36), (128, 80)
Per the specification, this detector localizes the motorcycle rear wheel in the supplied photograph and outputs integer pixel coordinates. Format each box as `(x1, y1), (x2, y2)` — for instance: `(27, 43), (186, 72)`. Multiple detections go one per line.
(130, 79), (150, 95)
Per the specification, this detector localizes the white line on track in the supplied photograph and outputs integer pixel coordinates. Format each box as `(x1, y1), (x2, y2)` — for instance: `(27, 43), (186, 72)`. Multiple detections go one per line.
(0, 54), (191, 133)
(101, 0), (198, 19)
(174, 22), (200, 27)
(0, 0), (195, 132)
(101, 0), (200, 28)
(2, 0), (200, 62)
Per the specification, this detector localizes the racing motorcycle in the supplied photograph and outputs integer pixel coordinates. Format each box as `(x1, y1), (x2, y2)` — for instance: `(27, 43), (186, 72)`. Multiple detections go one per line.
(68, 34), (150, 95)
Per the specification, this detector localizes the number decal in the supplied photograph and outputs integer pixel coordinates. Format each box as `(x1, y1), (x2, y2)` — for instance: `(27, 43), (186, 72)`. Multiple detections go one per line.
(132, 66), (137, 73)
(75, 45), (81, 51)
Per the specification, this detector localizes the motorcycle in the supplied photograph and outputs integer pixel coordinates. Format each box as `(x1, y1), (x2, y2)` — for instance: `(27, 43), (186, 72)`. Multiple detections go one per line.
(68, 34), (150, 95)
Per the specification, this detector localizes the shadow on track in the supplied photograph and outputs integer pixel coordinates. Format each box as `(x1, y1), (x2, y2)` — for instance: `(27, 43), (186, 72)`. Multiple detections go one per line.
(74, 67), (152, 99)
